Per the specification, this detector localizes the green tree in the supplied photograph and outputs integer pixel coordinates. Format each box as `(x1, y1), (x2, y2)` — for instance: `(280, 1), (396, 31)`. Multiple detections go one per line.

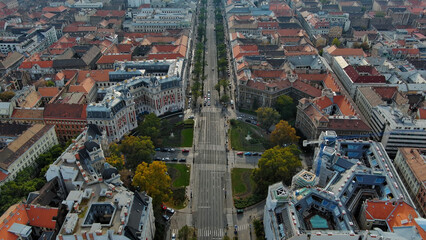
(255, 107), (280, 129)
(215, 82), (221, 96)
(137, 113), (161, 141)
(270, 120), (300, 147)
(220, 94), (229, 104)
(252, 145), (301, 194)
(46, 80), (55, 87)
(253, 219), (266, 240)
(120, 136), (155, 169)
(332, 38), (341, 47)
(274, 95), (296, 120)
(132, 161), (172, 207)
(178, 225), (197, 240)
(0, 91), (15, 102)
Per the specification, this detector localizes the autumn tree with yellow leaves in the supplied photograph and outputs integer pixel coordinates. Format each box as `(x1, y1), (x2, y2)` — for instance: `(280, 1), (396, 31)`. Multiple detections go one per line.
(270, 120), (300, 147)
(132, 161), (172, 207)
(105, 154), (125, 170)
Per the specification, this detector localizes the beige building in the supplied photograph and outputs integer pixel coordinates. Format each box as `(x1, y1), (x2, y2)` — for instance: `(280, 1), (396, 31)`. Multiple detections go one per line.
(0, 124), (58, 186)
(394, 148), (426, 217)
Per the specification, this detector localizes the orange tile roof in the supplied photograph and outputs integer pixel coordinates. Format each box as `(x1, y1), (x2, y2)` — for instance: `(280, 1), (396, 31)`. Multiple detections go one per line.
(77, 70), (112, 83)
(364, 200), (425, 239)
(26, 205), (58, 229)
(96, 54), (132, 64)
(151, 45), (178, 53)
(19, 61), (53, 69)
(69, 78), (95, 94)
(38, 87), (59, 97)
(252, 70), (285, 78)
(324, 74), (340, 92)
(314, 96), (333, 109)
(43, 12), (56, 19)
(232, 45), (259, 59)
(333, 95), (356, 116)
(0, 204), (29, 240)
(328, 47), (366, 57)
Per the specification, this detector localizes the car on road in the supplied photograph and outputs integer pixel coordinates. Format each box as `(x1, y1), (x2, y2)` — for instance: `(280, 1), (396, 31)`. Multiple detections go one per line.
(182, 149), (190, 153)
(244, 152), (252, 156)
(170, 148), (175, 152)
(236, 152), (244, 155)
(207, 102), (210, 106)
(155, 148), (161, 151)
(163, 215), (170, 221)
(166, 207), (175, 214)
(172, 158), (178, 161)
(172, 233), (176, 240)
(236, 209), (244, 214)
(179, 158), (186, 162)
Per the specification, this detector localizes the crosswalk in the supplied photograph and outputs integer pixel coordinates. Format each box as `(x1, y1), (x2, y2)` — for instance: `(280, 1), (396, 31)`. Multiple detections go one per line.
(171, 224), (251, 238)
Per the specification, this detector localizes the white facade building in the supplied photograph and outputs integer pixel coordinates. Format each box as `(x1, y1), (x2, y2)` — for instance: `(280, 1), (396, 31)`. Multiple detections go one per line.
(123, 8), (191, 32)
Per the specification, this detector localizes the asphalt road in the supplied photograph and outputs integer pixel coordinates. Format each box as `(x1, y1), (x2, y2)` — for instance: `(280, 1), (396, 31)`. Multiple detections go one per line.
(192, 0), (230, 239)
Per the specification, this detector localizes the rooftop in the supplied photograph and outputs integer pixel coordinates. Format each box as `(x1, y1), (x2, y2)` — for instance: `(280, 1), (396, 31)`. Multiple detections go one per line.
(398, 148), (426, 183)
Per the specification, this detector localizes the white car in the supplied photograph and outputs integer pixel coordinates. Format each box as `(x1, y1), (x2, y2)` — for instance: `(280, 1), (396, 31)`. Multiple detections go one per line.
(172, 233), (176, 240)
(167, 207), (175, 214)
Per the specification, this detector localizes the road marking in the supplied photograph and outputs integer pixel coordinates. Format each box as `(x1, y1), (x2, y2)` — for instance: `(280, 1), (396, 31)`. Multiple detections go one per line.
(198, 206), (211, 209)
(197, 228), (224, 237)
(236, 224), (250, 231)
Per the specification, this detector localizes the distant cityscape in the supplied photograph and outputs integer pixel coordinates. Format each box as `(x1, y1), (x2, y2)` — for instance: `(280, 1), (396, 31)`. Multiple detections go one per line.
(0, 0), (425, 239)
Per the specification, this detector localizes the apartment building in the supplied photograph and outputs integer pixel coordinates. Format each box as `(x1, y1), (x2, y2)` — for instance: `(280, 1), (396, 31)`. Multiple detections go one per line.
(394, 148), (426, 217)
(124, 8), (191, 32)
(0, 124), (58, 186)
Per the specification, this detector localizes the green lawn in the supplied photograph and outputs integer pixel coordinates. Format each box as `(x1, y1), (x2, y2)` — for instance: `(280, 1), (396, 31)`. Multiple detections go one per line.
(166, 163), (190, 188)
(231, 168), (263, 209)
(181, 128), (194, 147)
(231, 168), (254, 196)
(230, 120), (266, 152)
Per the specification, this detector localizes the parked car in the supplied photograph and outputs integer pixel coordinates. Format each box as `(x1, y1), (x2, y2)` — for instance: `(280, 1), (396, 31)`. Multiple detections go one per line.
(167, 207), (175, 214)
(252, 152), (259, 156)
(162, 148), (169, 152)
(179, 158), (186, 162)
(236, 209), (244, 214)
(188, 115), (195, 119)
(154, 157), (161, 161)
(170, 148), (175, 152)
(155, 148), (161, 151)
(244, 152), (252, 156)
(172, 158), (178, 161)
(164, 157), (170, 161)
(236, 152), (244, 155)
(182, 149), (190, 153)
(163, 215), (170, 221)
(172, 233), (176, 240)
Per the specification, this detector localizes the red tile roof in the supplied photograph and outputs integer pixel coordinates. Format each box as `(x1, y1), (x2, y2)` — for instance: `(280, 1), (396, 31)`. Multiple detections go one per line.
(19, 61), (53, 69)
(252, 70), (286, 78)
(333, 95), (355, 116)
(147, 53), (182, 60)
(417, 108), (426, 119)
(44, 103), (87, 120)
(391, 48), (420, 55)
(42, 6), (67, 13)
(277, 29), (303, 37)
(56, 70), (78, 81)
(26, 205), (58, 229)
(314, 96), (333, 109)
(96, 54), (132, 64)
(372, 86), (397, 100)
(94, 10), (126, 17)
(0, 170), (8, 181)
(232, 45), (259, 59)
(38, 87), (59, 97)
(43, 12), (56, 19)
(11, 108), (44, 120)
(344, 65), (386, 84)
